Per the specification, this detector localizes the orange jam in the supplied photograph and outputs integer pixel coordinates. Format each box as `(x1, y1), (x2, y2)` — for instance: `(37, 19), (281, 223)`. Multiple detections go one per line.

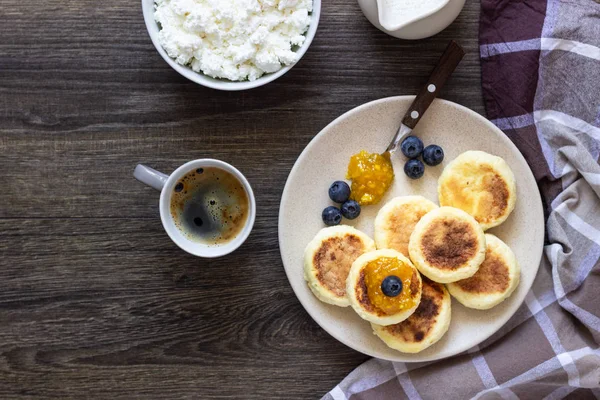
(363, 257), (417, 315)
(346, 150), (394, 205)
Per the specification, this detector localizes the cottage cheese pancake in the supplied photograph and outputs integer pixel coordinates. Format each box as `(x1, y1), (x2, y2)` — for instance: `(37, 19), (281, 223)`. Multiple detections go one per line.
(374, 196), (438, 257)
(408, 207), (486, 283)
(304, 226), (375, 307)
(346, 249), (422, 325)
(447, 234), (520, 310)
(372, 277), (451, 353)
(438, 151), (516, 230)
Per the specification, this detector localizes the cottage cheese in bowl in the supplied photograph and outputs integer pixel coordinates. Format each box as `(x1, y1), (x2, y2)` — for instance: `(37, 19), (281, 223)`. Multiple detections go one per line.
(153, 0), (313, 83)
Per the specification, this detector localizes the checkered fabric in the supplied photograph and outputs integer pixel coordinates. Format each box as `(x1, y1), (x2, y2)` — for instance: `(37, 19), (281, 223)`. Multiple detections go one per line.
(322, 0), (600, 398)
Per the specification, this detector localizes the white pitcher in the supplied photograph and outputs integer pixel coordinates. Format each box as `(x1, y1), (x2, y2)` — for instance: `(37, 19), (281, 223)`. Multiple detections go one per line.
(357, 0), (466, 40)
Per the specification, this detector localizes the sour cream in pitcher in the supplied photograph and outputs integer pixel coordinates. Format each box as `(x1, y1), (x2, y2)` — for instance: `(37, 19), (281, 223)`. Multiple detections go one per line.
(377, 0), (449, 31)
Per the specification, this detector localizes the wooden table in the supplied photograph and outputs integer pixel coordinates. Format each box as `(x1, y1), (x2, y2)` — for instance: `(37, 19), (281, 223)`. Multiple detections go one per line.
(0, 0), (483, 398)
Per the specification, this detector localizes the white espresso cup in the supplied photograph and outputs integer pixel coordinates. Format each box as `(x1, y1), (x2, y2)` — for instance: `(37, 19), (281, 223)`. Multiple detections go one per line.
(134, 159), (256, 258)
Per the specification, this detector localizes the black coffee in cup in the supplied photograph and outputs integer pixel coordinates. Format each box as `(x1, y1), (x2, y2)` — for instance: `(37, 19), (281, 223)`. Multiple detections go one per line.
(170, 167), (249, 246)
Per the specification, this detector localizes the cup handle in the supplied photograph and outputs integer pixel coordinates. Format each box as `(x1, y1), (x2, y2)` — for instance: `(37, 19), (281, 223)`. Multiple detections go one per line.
(134, 164), (169, 191)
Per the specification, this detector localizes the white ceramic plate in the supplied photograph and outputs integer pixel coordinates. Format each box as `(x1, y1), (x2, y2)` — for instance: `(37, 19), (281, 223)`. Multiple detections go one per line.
(278, 96), (544, 362)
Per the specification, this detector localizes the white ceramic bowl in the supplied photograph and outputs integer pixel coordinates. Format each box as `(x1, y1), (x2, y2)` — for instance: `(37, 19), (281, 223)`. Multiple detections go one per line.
(142, 0), (321, 91)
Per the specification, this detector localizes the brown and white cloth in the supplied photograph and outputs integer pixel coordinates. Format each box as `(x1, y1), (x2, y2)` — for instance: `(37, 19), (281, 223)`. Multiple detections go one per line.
(323, 0), (600, 398)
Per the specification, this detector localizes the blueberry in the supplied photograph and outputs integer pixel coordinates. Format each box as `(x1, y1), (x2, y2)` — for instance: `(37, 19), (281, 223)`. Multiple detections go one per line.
(328, 181), (351, 203)
(322, 206), (343, 226)
(341, 200), (361, 220)
(381, 276), (403, 297)
(400, 136), (424, 159)
(404, 159), (425, 179)
(423, 145), (445, 166)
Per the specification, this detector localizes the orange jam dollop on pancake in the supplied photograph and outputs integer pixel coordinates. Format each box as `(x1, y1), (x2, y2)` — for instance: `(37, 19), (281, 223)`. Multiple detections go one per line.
(364, 257), (418, 315)
(346, 150), (394, 205)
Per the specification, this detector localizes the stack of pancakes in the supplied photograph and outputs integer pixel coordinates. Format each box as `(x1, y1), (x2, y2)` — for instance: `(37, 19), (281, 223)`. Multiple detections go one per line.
(304, 150), (520, 354)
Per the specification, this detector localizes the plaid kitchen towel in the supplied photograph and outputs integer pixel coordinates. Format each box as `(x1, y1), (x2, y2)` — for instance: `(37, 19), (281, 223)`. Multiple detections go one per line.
(323, 0), (600, 399)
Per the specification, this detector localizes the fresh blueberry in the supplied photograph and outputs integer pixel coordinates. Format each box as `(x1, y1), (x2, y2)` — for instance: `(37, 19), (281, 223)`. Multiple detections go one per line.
(341, 200), (361, 220)
(400, 136), (424, 159)
(328, 181), (351, 203)
(404, 159), (425, 179)
(381, 276), (403, 297)
(423, 145), (445, 166)
(322, 206), (343, 226)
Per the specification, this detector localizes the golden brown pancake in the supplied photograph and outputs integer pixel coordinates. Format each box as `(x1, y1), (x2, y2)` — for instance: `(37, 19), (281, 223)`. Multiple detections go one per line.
(374, 196), (439, 257)
(447, 234), (520, 309)
(372, 277), (451, 353)
(438, 151), (517, 230)
(346, 249), (422, 325)
(408, 207), (486, 283)
(304, 226), (376, 307)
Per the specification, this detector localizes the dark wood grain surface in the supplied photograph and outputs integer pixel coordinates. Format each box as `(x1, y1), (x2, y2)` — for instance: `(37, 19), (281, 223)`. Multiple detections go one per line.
(0, 0), (484, 398)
